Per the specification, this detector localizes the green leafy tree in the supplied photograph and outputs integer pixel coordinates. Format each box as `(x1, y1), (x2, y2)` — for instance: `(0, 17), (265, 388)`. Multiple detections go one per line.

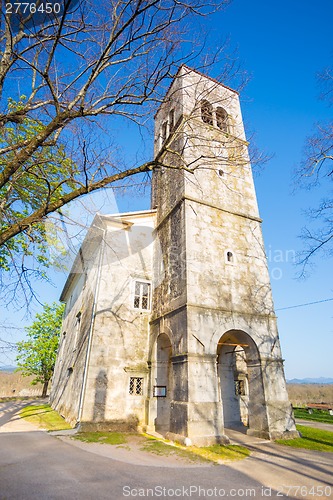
(0, 98), (78, 305)
(16, 302), (65, 397)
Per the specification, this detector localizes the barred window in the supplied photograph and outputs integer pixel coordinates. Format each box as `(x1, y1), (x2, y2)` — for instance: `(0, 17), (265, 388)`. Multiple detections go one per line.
(133, 281), (151, 310)
(235, 380), (246, 396)
(129, 377), (143, 396)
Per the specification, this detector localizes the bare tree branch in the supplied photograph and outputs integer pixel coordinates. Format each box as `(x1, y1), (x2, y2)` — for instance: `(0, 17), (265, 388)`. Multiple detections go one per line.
(295, 61), (333, 274)
(1, 0), (260, 306)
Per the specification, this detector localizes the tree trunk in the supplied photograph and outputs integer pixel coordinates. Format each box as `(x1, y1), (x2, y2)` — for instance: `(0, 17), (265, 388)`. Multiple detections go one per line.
(42, 380), (49, 398)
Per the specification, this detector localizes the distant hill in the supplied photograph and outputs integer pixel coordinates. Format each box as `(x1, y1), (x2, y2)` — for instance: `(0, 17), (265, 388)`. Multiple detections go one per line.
(287, 377), (333, 385)
(0, 370), (43, 397)
(0, 365), (16, 373)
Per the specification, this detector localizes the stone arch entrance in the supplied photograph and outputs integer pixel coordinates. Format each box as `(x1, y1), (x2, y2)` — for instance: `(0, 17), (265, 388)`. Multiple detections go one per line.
(217, 330), (269, 436)
(149, 333), (173, 434)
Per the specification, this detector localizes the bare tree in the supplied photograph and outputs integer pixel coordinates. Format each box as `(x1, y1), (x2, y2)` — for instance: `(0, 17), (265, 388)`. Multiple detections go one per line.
(0, 0), (239, 298)
(0, 325), (20, 364)
(1, 0), (257, 305)
(1, 0), (229, 241)
(296, 64), (333, 275)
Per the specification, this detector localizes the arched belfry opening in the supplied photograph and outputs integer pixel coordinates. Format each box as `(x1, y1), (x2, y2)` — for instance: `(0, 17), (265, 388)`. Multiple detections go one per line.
(217, 330), (269, 435)
(216, 106), (228, 132)
(201, 99), (213, 125)
(149, 333), (173, 434)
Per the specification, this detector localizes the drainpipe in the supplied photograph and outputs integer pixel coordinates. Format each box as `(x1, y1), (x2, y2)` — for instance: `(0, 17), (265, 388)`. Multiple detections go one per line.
(77, 224), (106, 425)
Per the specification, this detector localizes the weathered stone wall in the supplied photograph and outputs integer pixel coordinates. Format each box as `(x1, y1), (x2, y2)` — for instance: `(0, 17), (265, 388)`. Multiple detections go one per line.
(51, 212), (155, 428)
(50, 251), (98, 426)
(151, 203), (187, 321)
(184, 202), (274, 315)
(79, 212), (155, 428)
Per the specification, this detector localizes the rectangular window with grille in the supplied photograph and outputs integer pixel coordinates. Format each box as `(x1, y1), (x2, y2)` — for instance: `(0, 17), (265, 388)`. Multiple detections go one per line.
(129, 377), (143, 396)
(133, 281), (151, 311)
(235, 380), (246, 396)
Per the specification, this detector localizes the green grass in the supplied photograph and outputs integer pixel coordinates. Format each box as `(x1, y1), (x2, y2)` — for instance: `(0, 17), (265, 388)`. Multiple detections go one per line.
(20, 404), (72, 431)
(73, 431), (127, 445)
(293, 408), (333, 425)
(276, 425), (333, 453)
(73, 431), (249, 463)
(140, 438), (210, 463)
(194, 444), (250, 462)
(72, 432), (205, 462)
(141, 438), (249, 463)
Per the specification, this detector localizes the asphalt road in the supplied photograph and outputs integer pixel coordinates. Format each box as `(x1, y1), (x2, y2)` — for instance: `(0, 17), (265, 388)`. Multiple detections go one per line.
(0, 401), (331, 500)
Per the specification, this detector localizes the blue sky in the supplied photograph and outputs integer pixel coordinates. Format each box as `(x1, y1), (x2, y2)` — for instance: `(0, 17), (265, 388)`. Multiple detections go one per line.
(213, 0), (333, 379)
(1, 0), (332, 379)
(120, 0), (333, 378)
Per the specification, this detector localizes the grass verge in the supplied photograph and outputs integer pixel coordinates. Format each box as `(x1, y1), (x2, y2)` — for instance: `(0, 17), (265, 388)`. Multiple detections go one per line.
(293, 408), (333, 425)
(72, 431), (127, 445)
(140, 438), (210, 463)
(19, 404), (72, 431)
(276, 425), (333, 453)
(188, 444), (250, 462)
(73, 431), (250, 463)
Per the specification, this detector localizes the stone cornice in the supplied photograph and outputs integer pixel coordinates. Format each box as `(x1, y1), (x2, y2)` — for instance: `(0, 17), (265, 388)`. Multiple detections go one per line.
(154, 195), (262, 233)
(150, 302), (277, 324)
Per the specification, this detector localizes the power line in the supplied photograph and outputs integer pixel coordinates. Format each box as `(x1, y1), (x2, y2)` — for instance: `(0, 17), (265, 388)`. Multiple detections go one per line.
(276, 297), (333, 311)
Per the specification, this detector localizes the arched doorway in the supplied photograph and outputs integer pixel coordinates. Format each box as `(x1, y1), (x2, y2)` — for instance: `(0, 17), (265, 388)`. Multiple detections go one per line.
(217, 330), (268, 435)
(150, 333), (173, 433)
(218, 343), (248, 428)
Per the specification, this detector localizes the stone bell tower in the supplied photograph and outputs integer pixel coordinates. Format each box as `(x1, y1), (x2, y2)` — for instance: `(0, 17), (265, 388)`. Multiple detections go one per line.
(148, 65), (297, 445)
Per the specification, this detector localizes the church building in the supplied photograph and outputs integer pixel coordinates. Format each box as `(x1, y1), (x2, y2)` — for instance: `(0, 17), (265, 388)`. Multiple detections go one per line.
(50, 65), (297, 445)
